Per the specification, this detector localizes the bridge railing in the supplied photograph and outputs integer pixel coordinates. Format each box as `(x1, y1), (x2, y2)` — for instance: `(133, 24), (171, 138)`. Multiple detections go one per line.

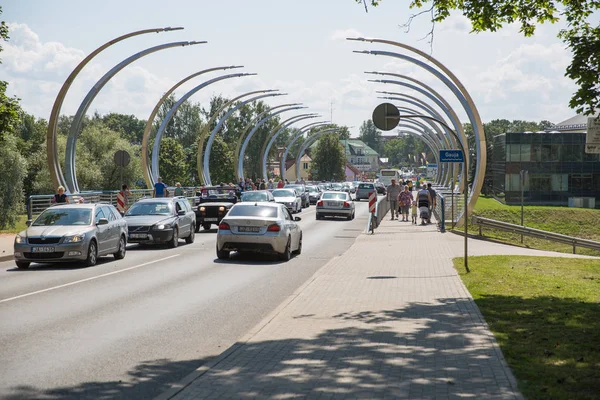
(365, 195), (390, 233)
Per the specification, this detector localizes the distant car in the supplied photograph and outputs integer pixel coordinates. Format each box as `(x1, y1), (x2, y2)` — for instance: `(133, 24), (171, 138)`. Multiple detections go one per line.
(124, 197), (196, 248)
(285, 184), (310, 208)
(330, 182), (344, 192)
(305, 185), (322, 204)
(194, 186), (238, 231)
(375, 181), (387, 195)
(13, 203), (128, 269)
(355, 182), (376, 201)
(316, 191), (355, 220)
(216, 202), (302, 261)
(240, 190), (275, 203)
(345, 182), (356, 193)
(272, 188), (302, 213)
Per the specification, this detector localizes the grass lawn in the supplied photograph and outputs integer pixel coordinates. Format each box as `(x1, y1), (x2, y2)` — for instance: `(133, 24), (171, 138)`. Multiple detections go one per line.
(454, 255), (600, 400)
(0, 215), (28, 234)
(464, 196), (600, 257)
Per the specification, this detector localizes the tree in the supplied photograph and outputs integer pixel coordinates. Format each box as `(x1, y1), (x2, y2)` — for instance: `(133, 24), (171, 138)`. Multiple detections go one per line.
(100, 113), (146, 145)
(359, 120), (382, 154)
(383, 138), (408, 167)
(0, 136), (26, 229)
(310, 133), (346, 181)
(356, 0), (600, 116)
(157, 137), (186, 186)
(209, 135), (235, 185)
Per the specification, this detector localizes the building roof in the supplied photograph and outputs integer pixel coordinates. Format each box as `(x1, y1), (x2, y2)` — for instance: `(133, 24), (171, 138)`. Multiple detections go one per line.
(551, 114), (598, 132)
(340, 139), (379, 156)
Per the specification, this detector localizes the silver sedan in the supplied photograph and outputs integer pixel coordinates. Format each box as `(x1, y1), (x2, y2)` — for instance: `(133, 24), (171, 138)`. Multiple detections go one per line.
(13, 204), (128, 269)
(216, 203), (302, 261)
(316, 191), (355, 220)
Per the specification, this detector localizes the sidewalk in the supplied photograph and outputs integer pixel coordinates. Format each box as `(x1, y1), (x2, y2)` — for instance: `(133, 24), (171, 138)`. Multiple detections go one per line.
(161, 217), (592, 400)
(0, 234), (15, 262)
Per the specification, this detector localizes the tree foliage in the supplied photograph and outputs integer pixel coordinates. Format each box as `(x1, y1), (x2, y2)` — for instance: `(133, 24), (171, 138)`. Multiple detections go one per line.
(359, 119), (383, 154)
(0, 136), (26, 229)
(310, 133), (346, 181)
(357, 0), (600, 116)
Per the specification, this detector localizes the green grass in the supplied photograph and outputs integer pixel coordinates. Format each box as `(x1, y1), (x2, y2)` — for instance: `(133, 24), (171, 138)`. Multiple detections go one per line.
(454, 255), (600, 400)
(464, 196), (600, 256)
(0, 215), (28, 234)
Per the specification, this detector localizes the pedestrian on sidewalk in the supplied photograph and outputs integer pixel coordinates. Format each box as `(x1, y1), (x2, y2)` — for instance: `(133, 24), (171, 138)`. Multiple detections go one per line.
(417, 185), (432, 224)
(411, 200), (418, 224)
(153, 177), (168, 198)
(52, 186), (69, 204)
(427, 182), (437, 216)
(174, 182), (184, 197)
(386, 179), (401, 220)
(398, 186), (413, 221)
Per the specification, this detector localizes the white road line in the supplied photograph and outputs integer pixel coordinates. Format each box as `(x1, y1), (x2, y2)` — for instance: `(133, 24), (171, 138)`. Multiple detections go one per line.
(0, 254), (180, 304)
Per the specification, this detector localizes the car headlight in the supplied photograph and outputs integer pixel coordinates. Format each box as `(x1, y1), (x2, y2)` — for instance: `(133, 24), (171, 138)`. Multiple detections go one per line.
(199, 206), (206, 212)
(154, 223), (173, 230)
(219, 206), (225, 211)
(15, 235), (26, 244)
(64, 234), (85, 243)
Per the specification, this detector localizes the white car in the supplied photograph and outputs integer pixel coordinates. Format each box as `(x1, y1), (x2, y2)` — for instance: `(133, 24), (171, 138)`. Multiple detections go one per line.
(271, 189), (302, 213)
(316, 191), (355, 220)
(216, 203), (302, 261)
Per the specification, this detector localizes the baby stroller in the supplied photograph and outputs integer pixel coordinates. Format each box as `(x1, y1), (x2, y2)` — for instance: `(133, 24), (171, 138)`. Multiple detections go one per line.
(419, 206), (430, 225)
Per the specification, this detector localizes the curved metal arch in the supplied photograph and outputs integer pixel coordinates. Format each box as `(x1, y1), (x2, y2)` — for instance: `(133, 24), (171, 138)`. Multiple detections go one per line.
(276, 122), (329, 182)
(141, 65), (243, 189)
(47, 27), (183, 191)
(294, 128), (341, 181)
(233, 103), (300, 181)
(202, 91), (284, 186)
(65, 39), (204, 193)
(398, 129), (440, 176)
(396, 122), (441, 174)
(151, 72), (254, 181)
(352, 41), (485, 222)
(238, 107), (307, 181)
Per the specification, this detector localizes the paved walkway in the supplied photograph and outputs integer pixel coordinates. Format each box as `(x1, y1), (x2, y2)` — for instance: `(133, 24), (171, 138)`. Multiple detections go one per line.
(161, 216), (595, 400)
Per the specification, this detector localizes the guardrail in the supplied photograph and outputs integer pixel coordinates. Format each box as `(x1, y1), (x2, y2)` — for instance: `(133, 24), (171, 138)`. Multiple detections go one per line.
(433, 195), (446, 232)
(472, 215), (600, 254)
(366, 195), (390, 233)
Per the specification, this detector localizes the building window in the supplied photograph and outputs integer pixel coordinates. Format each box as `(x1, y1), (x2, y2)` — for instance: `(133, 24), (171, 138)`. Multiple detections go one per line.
(551, 174), (568, 191)
(570, 174), (592, 191)
(530, 174), (552, 191)
(303, 162), (308, 170)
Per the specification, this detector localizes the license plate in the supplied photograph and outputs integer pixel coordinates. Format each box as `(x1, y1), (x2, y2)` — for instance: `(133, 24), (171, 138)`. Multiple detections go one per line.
(130, 233), (147, 239)
(326, 202), (341, 207)
(238, 226), (260, 233)
(31, 247), (55, 253)
(204, 218), (218, 222)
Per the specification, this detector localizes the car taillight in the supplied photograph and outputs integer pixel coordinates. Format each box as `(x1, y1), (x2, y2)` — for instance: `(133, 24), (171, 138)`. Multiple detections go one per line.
(317, 200), (323, 207)
(343, 202), (350, 208)
(218, 222), (230, 230)
(267, 224), (280, 232)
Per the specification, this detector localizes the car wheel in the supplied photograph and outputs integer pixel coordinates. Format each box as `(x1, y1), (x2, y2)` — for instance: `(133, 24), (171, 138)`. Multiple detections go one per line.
(293, 233), (302, 255)
(186, 225), (195, 244)
(85, 240), (98, 267)
(279, 237), (291, 261)
(15, 261), (30, 270)
(202, 223), (211, 231)
(168, 228), (179, 248)
(347, 213), (353, 221)
(316, 213), (320, 220)
(113, 235), (126, 260)
(216, 245), (229, 260)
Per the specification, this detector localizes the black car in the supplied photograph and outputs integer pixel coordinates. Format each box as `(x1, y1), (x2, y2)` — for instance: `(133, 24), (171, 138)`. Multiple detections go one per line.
(284, 184), (310, 208)
(305, 185), (322, 204)
(124, 197), (196, 248)
(194, 186), (238, 231)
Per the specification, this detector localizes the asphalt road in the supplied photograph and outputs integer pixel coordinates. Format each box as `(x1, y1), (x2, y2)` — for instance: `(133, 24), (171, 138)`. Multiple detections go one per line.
(0, 199), (374, 400)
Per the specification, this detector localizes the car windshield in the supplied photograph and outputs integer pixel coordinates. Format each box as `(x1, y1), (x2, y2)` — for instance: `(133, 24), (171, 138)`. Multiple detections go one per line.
(241, 192), (268, 202)
(272, 189), (295, 197)
(359, 183), (374, 189)
(33, 208), (92, 226)
(322, 193), (347, 200)
(228, 205), (278, 218)
(201, 188), (236, 197)
(306, 186), (318, 192)
(331, 183), (343, 189)
(125, 202), (172, 216)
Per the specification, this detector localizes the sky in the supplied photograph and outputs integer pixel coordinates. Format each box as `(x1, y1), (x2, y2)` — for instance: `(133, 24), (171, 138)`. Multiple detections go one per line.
(1, 0), (580, 138)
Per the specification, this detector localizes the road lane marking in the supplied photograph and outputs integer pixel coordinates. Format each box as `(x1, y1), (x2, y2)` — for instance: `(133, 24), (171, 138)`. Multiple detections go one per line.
(0, 254), (180, 304)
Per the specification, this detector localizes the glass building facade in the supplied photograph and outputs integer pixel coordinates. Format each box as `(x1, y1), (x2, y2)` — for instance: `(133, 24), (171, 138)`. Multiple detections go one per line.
(490, 131), (600, 206)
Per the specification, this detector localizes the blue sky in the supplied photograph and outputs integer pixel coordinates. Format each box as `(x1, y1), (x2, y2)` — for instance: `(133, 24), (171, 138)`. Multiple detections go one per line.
(1, 0), (578, 137)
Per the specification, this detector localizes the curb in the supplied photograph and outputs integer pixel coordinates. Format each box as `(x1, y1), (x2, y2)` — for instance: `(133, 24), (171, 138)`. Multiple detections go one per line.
(0, 254), (13, 262)
(155, 251), (349, 400)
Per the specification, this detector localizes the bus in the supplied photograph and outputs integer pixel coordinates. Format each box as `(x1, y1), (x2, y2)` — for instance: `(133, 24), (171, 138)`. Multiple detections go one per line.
(378, 168), (401, 187)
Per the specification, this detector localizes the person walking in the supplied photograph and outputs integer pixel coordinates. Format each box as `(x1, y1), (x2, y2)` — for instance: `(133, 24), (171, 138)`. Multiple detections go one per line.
(427, 182), (437, 219)
(52, 186), (69, 204)
(386, 179), (401, 220)
(118, 184), (132, 215)
(277, 179), (285, 188)
(174, 182), (184, 197)
(153, 177), (168, 198)
(267, 179), (274, 190)
(259, 179), (266, 190)
(417, 185), (432, 224)
(398, 185), (413, 222)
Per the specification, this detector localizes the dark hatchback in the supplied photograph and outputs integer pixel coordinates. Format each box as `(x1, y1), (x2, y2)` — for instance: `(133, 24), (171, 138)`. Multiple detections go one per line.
(194, 186), (238, 231)
(124, 197), (196, 248)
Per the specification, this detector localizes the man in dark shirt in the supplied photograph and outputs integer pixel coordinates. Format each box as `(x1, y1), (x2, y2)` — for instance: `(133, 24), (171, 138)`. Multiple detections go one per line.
(153, 177), (168, 198)
(427, 183), (437, 217)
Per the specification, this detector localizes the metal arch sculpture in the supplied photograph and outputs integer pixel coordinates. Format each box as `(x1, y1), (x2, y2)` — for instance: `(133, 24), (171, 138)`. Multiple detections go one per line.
(350, 39), (486, 223)
(47, 27), (183, 191)
(274, 122), (329, 182)
(233, 103), (300, 181)
(397, 129), (440, 179)
(237, 107), (307, 181)
(141, 65), (243, 189)
(396, 122), (442, 174)
(202, 91), (285, 186)
(151, 72), (254, 181)
(64, 39), (205, 193)
(257, 115), (321, 181)
(294, 128), (342, 180)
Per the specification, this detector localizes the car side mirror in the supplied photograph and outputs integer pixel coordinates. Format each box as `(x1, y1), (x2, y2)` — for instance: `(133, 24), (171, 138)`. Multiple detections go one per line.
(294, 217), (302, 222)
(177, 209), (186, 216)
(97, 218), (109, 225)
(25, 219), (32, 227)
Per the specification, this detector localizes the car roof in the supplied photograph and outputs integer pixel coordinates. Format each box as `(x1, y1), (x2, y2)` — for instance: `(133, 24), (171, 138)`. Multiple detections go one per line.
(47, 203), (98, 209)
(135, 197), (174, 203)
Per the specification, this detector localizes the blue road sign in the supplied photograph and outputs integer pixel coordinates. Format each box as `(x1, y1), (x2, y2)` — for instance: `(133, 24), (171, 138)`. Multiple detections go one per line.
(439, 149), (464, 162)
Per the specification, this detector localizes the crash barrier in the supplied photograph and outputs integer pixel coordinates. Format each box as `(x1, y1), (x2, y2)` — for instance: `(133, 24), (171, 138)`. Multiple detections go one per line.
(472, 215), (600, 254)
(26, 187), (200, 220)
(435, 187), (464, 228)
(366, 194), (391, 233)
